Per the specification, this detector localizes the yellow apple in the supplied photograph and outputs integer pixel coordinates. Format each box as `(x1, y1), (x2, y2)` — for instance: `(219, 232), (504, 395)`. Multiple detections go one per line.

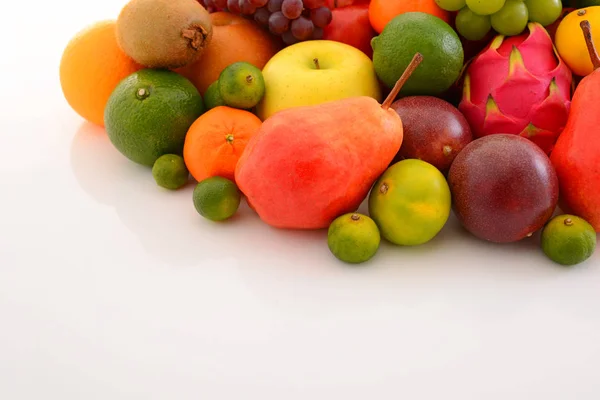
(256, 40), (382, 120)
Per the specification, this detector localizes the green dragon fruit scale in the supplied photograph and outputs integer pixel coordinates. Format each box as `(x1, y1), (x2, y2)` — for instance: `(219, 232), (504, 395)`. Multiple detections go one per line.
(458, 22), (572, 155)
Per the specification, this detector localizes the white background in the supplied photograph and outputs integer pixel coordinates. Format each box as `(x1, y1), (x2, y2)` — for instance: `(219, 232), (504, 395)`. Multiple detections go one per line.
(1, 0), (600, 399)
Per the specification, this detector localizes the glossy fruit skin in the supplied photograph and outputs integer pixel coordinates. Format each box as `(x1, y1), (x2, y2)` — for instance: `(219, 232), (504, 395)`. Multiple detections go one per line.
(459, 22), (572, 155)
(448, 134), (559, 243)
(390, 96), (472, 172)
(235, 97), (403, 230)
(550, 67), (600, 232)
(322, 3), (377, 58)
(555, 7), (600, 77)
(104, 69), (205, 166)
(368, 159), (451, 246)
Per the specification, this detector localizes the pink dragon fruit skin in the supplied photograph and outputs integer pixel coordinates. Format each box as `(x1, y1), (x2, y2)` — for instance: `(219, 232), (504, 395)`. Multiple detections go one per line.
(458, 22), (572, 155)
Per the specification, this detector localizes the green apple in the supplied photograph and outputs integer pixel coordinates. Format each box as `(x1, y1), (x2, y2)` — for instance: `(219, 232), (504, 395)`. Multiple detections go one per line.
(256, 40), (382, 121)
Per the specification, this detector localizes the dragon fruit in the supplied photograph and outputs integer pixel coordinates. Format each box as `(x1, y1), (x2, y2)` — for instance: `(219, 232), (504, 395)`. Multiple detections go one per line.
(458, 22), (572, 155)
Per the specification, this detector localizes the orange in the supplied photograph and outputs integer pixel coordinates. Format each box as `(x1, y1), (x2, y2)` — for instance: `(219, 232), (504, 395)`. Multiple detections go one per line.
(183, 106), (262, 183)
(555, 7), (600, 77)
(368, 0), (452, 34)
(59, 20), (142, 126)
(176, 12), (281, 95)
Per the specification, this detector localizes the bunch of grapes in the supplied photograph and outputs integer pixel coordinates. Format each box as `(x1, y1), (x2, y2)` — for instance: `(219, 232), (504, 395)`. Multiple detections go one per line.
(203, 0), (333, 45)
(435, 0), (563, 41)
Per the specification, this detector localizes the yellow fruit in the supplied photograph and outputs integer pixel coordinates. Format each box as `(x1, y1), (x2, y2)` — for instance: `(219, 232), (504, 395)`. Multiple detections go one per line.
(368, 159), (451, 246)
(555, 7), (600, 76)
(59, 20), (142, 126)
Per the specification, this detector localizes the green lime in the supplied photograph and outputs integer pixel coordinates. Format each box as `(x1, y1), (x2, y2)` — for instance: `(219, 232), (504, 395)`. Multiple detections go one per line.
(218, 62), (265, 109)
(371, 12), (464, 96)
(541, 214), (597, 266)
(193, 176), (241, 221)
(204, 80), (226, 110)
(104, 69), (205, 167)
(328, 213), (381, 264)
(152, 154), (189, 190)
(368, 159), (451, 246)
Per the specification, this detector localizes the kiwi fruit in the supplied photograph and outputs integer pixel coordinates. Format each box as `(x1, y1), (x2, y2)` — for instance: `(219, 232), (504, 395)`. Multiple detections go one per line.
(116, 0), (213, 69)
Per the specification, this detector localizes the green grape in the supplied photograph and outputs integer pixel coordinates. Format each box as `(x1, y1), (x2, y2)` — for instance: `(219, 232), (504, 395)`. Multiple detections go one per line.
(434, 0), (467, 11)
(455, 7), (492, 41)
(525, 0), (563, 27)
(466, 0), (506, 15)
(491, 0), (529, 36)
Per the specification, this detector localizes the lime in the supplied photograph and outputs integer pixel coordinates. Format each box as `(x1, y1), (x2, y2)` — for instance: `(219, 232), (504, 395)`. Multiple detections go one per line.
(219, 62), (265, 110)
(104, 69), (205, 167)
(193, 176), (241, 221)
(371, 12), (464, 96)
(541, 214), (597, 266)
(204, 80), (226, 110)
(152, 154), (189, 190)
(368, 159), (451, 246)
(328, 213), (381, 264)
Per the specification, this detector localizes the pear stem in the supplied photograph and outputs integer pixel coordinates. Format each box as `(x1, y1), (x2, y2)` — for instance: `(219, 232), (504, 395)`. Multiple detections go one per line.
(381, 52), (424, 110)
(580, 20), (600, 71)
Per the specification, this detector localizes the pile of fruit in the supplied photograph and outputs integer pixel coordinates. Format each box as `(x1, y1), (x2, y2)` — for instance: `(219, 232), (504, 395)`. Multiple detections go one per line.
(60, 0), (600, 267)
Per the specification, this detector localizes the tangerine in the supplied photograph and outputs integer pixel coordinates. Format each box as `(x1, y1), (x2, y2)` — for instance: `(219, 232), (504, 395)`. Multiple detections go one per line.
(183, 106), (262, 183)
(369, 0), (451, 34)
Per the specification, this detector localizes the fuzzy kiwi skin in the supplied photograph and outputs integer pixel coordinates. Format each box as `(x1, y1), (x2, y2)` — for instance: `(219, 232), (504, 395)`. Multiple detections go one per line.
(116, 0), (213, 69)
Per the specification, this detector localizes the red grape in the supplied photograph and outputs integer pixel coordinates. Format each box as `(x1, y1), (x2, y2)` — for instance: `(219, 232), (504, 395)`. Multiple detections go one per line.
(249, 0), (269, 5)
(312, 26), (324, 39)
(303, 0), (326, 8)
(239, 0), (257, 14)
(267, 0), (284, 12)
(291, 16), (314, 40)
(227, 0), (242, 13)
(310, 6), (332, 28)
(282, 0), (304, 19)
(268, 11), (290, 35)
(254, 6), (270, 25)
(213, 0), (228, 7)
(282, 30), (299, 45)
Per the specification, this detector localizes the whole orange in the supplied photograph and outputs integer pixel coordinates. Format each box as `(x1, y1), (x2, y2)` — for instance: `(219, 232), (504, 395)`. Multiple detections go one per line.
(59, 20), (142, 126)
(177, 12), (281, 95)
(183, 106), (262, 184)
(369, 0), (451, 34)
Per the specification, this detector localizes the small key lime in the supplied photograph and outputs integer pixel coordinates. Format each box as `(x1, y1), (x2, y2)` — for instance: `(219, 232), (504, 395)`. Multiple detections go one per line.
(152, 154), (189, 190)
(541, 214), (597, 266)
(204, 80), (226, 110)
(368, 159), (451, 246)
(328, 213), (381, 264)
(219, 62), (265, 109)
(193, 176), (241, 221)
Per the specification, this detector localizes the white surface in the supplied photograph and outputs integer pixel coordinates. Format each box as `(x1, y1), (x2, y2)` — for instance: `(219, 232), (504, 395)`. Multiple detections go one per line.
(2, 1), (600, 399)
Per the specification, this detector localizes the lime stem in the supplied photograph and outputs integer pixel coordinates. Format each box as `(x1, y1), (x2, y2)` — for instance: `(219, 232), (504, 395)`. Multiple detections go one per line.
(351, 214), (360, 221)
(381, 52), (424, 110)
(580, 20), (600, 71)
(564, 218), (574, 226)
